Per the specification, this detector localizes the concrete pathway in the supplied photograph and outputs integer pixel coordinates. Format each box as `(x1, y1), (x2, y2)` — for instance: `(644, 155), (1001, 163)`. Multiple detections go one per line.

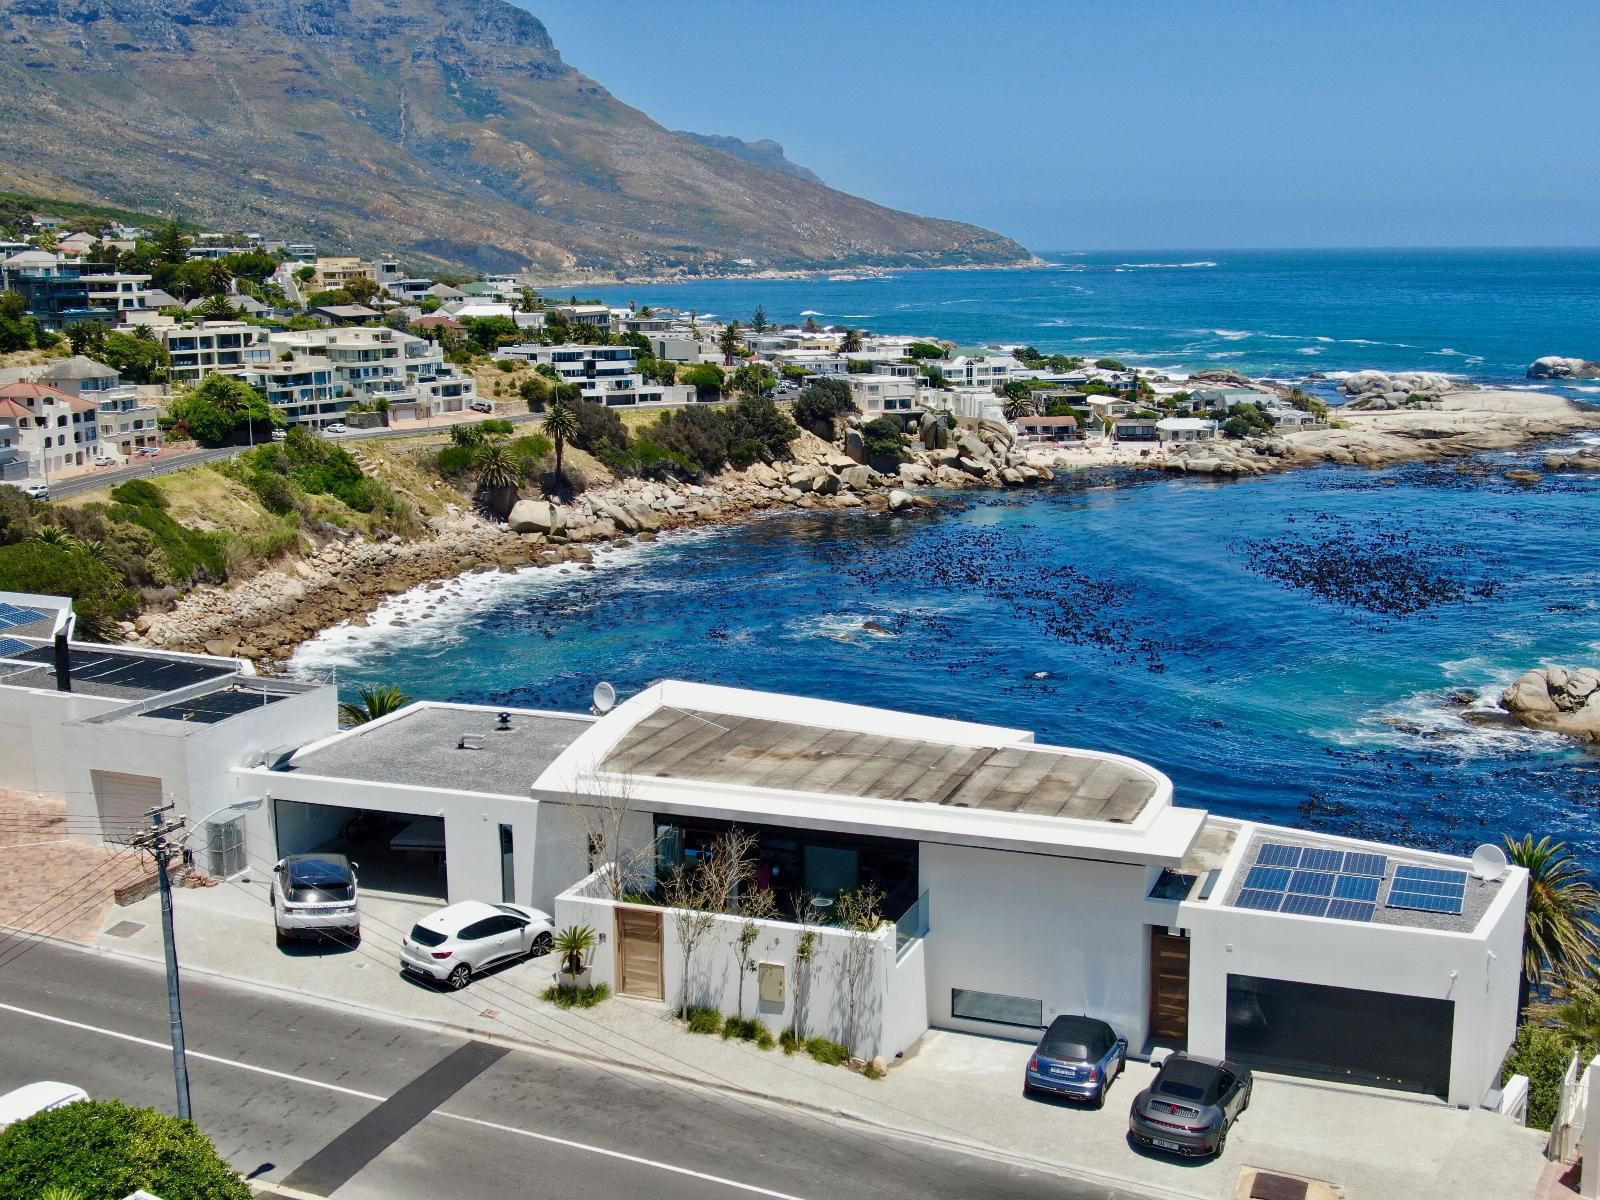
(91, 875), (1549, 1200)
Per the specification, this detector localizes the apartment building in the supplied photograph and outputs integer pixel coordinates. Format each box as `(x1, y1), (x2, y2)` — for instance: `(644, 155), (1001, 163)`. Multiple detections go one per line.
(306, 257), (376, 293)
(0, 381), (100, 474)
(499, 343), (694, 407)
(143, 321), (273, 384)
(845, 373), (921, 414)
(264, 326), (477, 422)
(35, 356), (161, 458)
(245, 357), (342, 426)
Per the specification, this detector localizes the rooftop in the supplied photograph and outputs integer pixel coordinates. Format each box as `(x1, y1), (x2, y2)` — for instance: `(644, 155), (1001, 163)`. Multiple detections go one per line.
(287, 703), (595, 797)
(605, 707), (1158, 823)
(0, 641), (240, 700)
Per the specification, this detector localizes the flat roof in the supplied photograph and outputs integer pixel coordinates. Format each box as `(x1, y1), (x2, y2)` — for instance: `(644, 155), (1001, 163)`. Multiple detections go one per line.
(287, 703), (595, 798)
(606, 707), (1157, 823)
(0, 641), (239, 700)
(1220, 828), (1502, 934)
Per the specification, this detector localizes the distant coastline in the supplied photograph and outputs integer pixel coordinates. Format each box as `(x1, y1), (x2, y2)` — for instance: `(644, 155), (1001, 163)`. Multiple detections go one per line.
(522, 255), (1048, 290)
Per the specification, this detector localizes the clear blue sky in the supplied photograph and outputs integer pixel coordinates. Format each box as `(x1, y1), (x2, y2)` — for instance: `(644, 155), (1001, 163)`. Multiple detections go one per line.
(521, 0), (1599, 251)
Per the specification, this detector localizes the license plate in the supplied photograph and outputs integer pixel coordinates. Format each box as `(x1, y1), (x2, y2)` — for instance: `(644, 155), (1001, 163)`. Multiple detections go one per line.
(1151, 1138), (1184, 1152)
(1050, 1067), (1072, 1077)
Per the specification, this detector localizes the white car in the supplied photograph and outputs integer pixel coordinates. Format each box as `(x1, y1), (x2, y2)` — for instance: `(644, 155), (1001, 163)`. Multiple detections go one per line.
(324, 422), (348, 434)
(0, 1082), (88, 1130)
(270, 853), (360, 946)
(400, 900), (554, 989)
(271, 429), (288, 442)
(13, 481), (48, 500)
(469, 400), (493, 413)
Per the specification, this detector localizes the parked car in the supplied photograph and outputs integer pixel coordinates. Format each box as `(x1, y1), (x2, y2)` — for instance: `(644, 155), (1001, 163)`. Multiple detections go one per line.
(324, 422), (348, 434)
(13, 481), (49, 500)
(468, 400), (493, 413)
(399, 900), (554, 990)
(1023, 1014), (1127, 1107)
(1128, 1052), (1252, 1158)
(0, 1081), (88, 1130)
(135, 446), (160, 457)
(270, 853), (360, 946)
(271, 429), (288, 442)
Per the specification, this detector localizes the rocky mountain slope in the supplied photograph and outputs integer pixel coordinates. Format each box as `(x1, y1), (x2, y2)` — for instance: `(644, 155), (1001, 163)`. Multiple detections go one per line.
(676, 133), (825, 185)
(0, 0), (1028, 274)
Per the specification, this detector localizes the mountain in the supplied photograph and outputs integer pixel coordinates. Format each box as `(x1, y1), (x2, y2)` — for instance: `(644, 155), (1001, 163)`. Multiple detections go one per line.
(0, 0), (1029, 275)
(676, 133), (825, 186)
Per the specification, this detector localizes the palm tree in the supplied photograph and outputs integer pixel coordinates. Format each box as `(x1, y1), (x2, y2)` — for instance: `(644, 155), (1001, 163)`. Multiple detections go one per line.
(1003, 393), (1035, 422)
(31, 523), (76, 546)
(1506, 834), (1600, 1012)
(338, 684), (412, 726)
(839, 327), (863, 355)
(718, 320), (744, 366)
(553, 925), (598, 979)
(473, 442), (522, 517)
(541, 399), (580, 474)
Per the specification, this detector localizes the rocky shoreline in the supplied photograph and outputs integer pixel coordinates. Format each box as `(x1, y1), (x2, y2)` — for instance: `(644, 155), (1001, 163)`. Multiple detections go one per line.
(128, 388), (1600, 669)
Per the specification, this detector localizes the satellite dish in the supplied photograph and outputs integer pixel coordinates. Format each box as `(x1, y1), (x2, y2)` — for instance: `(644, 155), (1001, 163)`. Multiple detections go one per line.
(591, 681), (616, 715)
(1471, 843), (1508, 882)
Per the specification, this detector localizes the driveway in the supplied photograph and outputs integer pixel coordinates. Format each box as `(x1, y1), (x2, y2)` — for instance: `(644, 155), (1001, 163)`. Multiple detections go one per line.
(91, 876), (1549, 1200)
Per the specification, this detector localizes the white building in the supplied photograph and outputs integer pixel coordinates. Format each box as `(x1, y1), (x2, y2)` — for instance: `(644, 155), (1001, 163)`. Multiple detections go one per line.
(1156, 417), (1219, 443)
(940, 354), (1022, 390)
(845, 374), (921, 415)
(499, 343), (693, 407)
(0, 381), (100, 475)
(769, 350), (850, 378)
(180, 679), (1528, 1108)
(138, 320), (272, 384)
(78, 271), (158, 314)
(265, 326), (477, 422)
(34, 356), (161, 459)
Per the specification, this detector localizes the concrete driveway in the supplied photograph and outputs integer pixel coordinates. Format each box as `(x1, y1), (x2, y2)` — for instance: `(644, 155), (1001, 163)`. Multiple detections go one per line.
(91, 878), (1549, 1200)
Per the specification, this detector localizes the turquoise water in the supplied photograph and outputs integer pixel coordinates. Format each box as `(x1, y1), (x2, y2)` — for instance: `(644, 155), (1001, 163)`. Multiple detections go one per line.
(580, 248), (1600, 395)
(295, 250), (1600, 865)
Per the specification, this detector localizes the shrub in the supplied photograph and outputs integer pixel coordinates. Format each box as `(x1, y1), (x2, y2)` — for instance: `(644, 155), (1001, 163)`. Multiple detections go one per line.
(1095, 358), (1127, 370)
(720, 1016), (775, 1048)
(105, 502), (227, 582)
(541, 982), (612, 1009)
(0, 1099), (250, 1200)
(862, 1060), (886, 1080)
(480, 418), (515, 436)
(435, 443), (477, 478)
(1506, 1021), (1577, 1131)
(108, 479), (166, 509)
(602, 436), (696, 481)
(779, 1027), (802, 1055)
(571, 401), (628, 456)
(495, 359), (519, 372)
(541, 461), (587, 498)
(686, 1006), (722, 1035)
(790, 378), (857, 438)
(861, 417), (908, 463)
(0, 542), (136, 637)
(804, 1037), (850, 1066)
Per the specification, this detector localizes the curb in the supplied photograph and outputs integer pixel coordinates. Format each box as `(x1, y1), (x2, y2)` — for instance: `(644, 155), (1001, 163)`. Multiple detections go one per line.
(11, 924), (1207, 1200)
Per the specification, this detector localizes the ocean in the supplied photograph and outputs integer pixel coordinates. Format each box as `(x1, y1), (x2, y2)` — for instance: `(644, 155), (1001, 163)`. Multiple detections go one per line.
(293, 250), (1600, 867)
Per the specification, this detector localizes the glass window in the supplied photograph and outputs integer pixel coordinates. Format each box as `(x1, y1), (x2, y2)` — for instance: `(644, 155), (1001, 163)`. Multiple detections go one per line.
(951, 988), (1043, 1029)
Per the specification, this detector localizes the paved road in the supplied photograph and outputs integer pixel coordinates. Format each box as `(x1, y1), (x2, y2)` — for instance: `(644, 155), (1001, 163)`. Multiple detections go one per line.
(0, 941), (1155, 1200)
(44, 413), (544, 501)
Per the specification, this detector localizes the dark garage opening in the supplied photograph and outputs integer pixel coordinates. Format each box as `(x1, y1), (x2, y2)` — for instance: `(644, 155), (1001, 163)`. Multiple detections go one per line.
(1226, 974), (1453, 1099)
(274, 799), (446, 901)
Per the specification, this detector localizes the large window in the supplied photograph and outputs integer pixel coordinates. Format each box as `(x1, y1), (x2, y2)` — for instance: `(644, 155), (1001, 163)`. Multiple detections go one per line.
(951, 988), (1043, 1030)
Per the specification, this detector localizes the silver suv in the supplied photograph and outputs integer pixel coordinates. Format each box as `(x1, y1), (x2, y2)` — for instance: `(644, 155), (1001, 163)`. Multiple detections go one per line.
(271, 854), (360, 947)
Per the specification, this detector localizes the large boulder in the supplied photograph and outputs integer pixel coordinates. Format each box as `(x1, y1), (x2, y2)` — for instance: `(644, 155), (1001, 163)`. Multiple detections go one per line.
(844, 428), (866, 463)
(1501, 667), (1600, 741)
(1187, 368), (1255, 386)
(837, 464), (877, 490)
(897, 462), (932, 485)
(1340, 370), (1457, 404)
(918, 412), (948, 451)
(507, 500), (563, 535)
(957, 432), (990, 461)
(1529, 356), (1600, 380)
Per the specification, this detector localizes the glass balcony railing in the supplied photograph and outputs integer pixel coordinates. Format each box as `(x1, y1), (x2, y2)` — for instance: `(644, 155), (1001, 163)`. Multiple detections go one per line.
(894, 890), (930, 959)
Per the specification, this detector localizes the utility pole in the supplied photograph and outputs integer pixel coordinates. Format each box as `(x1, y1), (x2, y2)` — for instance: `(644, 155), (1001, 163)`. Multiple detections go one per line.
(136, 804), (192, 1121)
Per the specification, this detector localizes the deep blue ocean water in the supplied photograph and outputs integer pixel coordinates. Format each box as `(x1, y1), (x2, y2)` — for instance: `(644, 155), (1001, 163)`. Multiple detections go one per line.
(295, 251), (1600, 867)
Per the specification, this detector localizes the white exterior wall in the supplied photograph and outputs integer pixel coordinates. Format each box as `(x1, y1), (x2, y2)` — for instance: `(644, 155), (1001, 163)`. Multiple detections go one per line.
(918, 842), (1160, 1047)
(556, 874), (924, 1060)
(1182, 832), (1527, 1107)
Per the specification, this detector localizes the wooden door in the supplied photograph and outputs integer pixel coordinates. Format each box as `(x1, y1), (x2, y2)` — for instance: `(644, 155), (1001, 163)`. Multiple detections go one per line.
(617, 907), (664, 1000)
(1149, 928), (1191, 1046)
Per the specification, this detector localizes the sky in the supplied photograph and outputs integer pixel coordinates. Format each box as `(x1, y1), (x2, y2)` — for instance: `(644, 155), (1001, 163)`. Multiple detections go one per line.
(521, 0), (1599, 252)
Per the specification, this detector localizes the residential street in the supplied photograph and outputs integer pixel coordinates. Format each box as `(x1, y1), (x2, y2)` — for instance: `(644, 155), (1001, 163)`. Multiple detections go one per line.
(0, 941), (1157, 1200)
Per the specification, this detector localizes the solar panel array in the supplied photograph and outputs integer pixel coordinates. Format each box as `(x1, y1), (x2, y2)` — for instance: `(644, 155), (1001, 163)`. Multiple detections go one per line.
(1234, 842), (1391, 923)
(0, 635), (31, 659)
(0, 603), (51, 630)
(146, 687), (287, 725)
(1234, 841), (1472, 922)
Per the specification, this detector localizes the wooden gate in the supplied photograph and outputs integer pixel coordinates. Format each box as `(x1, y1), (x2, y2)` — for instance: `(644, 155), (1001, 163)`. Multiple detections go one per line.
(617, 907), (664, 1000)
(1149, 928), (1191, 1046)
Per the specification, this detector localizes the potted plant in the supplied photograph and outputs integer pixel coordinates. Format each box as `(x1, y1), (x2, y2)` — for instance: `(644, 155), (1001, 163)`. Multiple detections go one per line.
(554, 924), (598, 989)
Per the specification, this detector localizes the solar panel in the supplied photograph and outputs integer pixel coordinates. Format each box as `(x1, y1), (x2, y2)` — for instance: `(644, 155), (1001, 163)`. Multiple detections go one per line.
(1289, 870), (1336, 897)
(0, 604), (50, 629)
(1255, 843), (1302, 869)
(1280, 893), (1330, 918)
(1244, 866), (1292, 892)
(1235, 889), (1284, 912)
(1299, 847), (1345, 874)
(1386, 889), (1464, 916)
(0, 636), (30, 658)
(1394, 865), (1468, 887)
(1333, 874), (1380, 902)
(1326, 900), (1376, 922)
(1342, 852), (1388, 878)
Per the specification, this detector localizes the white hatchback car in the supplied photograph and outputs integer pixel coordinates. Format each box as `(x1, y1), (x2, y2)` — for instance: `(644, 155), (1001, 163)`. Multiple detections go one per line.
(271, 853), (361, 946)
(0, 1082), (88, 1130)
(400, 900), (554, 990)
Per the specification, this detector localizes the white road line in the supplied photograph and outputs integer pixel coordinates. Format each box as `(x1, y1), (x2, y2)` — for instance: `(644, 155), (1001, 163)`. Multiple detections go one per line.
(0, 1000), (384, 1102)
(0, 999), (816, 1200)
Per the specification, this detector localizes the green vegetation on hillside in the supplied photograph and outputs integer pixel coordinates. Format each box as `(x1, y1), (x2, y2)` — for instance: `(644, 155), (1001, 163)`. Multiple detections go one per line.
(0, 191), (180, 240)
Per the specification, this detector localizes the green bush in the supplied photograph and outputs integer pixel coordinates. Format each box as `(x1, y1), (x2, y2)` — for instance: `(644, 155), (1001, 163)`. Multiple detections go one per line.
(105, 503), (226, 582)
(1506, 1021), (1576, 1131)
(1095, 358), (1127, 371)
(804, 1037), (850, 1066)
(480, 418), (515, 436)
(572, 401), (628, 457)
(779, 1027), (802, 1055)
(602, 436), (697, 481)
(720, 1016), (775, 1048)
(541, 982), (612, 1009)
(107, 479), (167, 509)
(247, 469), (300, 515)
(790, 379), (857, 438)
(686, 1006), (722, 1035)
(0, 1099), (250, 1200)
(861, 417), (908, 463)
(0, 541), (137, 637)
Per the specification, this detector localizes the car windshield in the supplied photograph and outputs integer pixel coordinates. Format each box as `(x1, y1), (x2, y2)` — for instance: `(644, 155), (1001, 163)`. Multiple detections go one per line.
(409, 924), (447, 947)
(1155, 1061), (1221, 1104)
(1039, 1017), (1110, 1061)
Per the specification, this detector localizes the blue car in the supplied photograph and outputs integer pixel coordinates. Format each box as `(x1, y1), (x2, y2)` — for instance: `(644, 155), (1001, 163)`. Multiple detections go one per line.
(1024, 1015), (1128, 1108)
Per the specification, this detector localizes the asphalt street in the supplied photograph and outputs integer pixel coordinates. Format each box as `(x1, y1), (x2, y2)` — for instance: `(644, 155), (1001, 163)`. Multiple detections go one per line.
(0, 940), (1158, 1200)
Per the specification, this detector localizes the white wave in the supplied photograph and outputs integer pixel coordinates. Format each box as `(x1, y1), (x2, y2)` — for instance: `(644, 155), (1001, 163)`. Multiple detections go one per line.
(799, 309), (822, 316)
(1212, 329), (1253, 340)
(1116, 261), (1218, 269)
(838, 313), (875, 318)
(1326, 687), (1571, 759)
(1295, 347), (1323, 355)
(1430, 348), (1467, 357)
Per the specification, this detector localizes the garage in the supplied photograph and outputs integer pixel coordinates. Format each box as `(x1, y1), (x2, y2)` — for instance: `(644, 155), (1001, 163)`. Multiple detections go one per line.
(1225, 974), (1453, 1099)
(91, 770), (161, 843)
(273, 799), (446, 901)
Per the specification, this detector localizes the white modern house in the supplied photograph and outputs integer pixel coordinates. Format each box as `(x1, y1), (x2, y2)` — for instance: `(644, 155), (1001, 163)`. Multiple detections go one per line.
(844, 374), (921, 414)
(134, 319), (272, 384)
(33, 356), (162, 459)
(265, 326), (478, 422)
(161, 677), (1522, 1109)
(499, 343), (694, 408)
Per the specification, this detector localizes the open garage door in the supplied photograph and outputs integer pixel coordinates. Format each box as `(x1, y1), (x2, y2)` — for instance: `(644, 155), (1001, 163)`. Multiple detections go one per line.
(1226, 974), (1453, 1099)
(91, 770), (161, 843)
(273, 799), (446, 901)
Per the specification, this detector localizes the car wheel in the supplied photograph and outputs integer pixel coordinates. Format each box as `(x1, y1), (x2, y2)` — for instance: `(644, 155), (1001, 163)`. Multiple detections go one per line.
(1090, 1085), (1104, 1110)
(275, 927), (288, 949)
(446, 963), (472, 990)
(1214, 1124), (1228, 1158)
(531, 931), (553, 957)
(1241, 1082), (1252, 1113)
(347, 926), (361, 946)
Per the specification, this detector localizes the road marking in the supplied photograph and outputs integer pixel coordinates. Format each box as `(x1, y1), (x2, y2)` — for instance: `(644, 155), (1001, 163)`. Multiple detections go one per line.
(0, 999), (815, 1200)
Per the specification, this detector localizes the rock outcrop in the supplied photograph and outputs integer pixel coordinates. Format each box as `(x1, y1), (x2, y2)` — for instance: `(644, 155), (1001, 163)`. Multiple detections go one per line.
(1545, 448), (1600, 472)
(1501, 667), (1600, 742)
(1340, 371), (1460, 410)
(1528, 357), (1600, 381)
